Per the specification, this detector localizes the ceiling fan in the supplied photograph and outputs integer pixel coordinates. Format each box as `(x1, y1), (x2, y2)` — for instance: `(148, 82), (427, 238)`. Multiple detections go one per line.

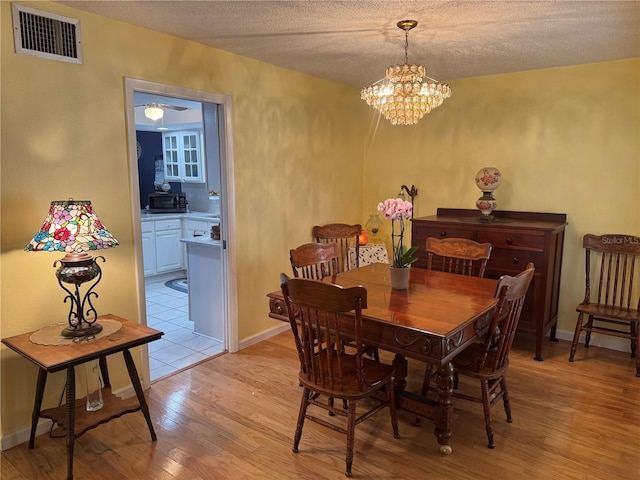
(135, 102), (188, 121)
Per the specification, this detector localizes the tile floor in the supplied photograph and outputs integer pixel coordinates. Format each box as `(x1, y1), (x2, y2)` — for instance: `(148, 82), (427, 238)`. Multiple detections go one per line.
(145, 277), (225, 382)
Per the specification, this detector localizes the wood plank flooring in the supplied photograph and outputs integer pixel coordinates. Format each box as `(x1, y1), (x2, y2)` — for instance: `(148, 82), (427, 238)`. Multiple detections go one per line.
(2, 332), (640, 479)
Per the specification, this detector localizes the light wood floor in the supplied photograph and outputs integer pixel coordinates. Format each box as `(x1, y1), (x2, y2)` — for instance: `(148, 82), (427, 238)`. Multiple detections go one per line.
(2, 332), (640, 479)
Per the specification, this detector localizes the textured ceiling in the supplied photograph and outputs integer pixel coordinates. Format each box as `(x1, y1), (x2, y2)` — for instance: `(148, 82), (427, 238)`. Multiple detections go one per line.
(57, 1), (639, 88)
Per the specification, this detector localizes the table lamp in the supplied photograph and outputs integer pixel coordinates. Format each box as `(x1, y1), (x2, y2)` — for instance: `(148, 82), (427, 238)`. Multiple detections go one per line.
(25, 200), (119, 338)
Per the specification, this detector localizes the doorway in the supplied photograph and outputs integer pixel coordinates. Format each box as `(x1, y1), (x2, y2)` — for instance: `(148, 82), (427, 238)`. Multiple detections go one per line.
(124, 78), (238, 385)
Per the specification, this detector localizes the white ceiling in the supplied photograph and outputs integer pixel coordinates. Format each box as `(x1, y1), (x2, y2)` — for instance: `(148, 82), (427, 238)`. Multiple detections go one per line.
(57, 1), (639, 88)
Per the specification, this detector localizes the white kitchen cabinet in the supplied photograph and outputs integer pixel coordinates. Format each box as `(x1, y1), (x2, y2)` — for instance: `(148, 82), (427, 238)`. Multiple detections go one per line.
(154, 218), (184, 273)
(162, 130), (204, 183)
(141, 221), (156, 276)
(142, 218), (185, 277)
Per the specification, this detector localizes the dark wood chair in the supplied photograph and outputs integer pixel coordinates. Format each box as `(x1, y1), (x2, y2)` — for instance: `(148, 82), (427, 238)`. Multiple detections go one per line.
(419, 237), (493, 405)
(569, 234), (640, 376)
(280, 274), (399, 478)
(313, 223), (362, 273)
(425, 237), (492, 277)
(290, 242), (339, 280)
(424, 263), (535, 448)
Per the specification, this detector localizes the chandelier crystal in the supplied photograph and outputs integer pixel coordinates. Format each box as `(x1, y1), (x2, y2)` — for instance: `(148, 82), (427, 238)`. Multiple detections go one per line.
(361, 20), (452, 126)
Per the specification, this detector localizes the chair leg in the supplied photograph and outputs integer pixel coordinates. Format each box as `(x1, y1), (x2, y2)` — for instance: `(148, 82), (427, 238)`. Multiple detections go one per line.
(420, 364), (434, 398)
(501, 377), (512, 423)
(293, 388), (310, 454)
(416, 364), (434, 426)
(345, 400), (357, 478)
(480, 380), (495, 449)
(387, 379), (400, 439)
(631, 322), (637, 358)
(584, 315), (595, 348)
(569, 312), (585, 362)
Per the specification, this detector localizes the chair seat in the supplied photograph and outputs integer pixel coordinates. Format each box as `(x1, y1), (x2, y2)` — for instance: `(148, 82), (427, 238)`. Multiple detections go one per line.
(299, 353), (394, 400)
(452, 343), (509, 380)
(576, 303), (640, 322)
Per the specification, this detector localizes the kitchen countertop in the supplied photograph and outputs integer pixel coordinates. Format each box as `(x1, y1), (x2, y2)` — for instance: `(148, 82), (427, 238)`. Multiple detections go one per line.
(140, 211), (220, 222)
(180, 236), (222, 247)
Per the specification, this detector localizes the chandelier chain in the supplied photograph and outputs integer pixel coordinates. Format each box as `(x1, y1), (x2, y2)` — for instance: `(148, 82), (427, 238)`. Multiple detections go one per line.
(404, 29), (409, 64)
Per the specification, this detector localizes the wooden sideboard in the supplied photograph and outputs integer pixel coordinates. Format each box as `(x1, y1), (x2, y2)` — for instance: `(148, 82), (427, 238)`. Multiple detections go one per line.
(411, 208), (567, 361)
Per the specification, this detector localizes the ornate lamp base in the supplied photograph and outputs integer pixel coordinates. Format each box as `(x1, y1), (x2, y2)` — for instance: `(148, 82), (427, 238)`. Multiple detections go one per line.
(61, 322), (103, 338)
(476, 192), (498, 222)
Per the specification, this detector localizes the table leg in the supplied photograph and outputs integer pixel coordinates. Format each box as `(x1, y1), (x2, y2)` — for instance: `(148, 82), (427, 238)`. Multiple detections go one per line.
(391, 354), (408, 390)
(122, 349), (157, 441)
(434, 361), (455, 455)
(29, 368), (47, 448)
(65, 366), (76, 480)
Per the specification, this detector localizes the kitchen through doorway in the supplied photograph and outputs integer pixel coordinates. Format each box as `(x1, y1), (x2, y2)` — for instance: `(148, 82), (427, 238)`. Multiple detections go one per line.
(124, 78), (238, 384)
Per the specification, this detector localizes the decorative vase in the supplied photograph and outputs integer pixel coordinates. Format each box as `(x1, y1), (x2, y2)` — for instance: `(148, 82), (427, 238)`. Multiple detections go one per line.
(474, 167), (502, 221)
(389, 266), (410, 290)
(365, 214), (383, 243)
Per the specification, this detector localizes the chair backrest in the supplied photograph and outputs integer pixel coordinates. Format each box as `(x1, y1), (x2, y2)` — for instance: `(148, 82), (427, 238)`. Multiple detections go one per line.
(425, 237), (492, 277)
(280, 274), (377, 392)
(582, 234), (640, 311)
(313, 223), (362, 273)
(290, 242), (339, 280)
(477, 262), (536, 372)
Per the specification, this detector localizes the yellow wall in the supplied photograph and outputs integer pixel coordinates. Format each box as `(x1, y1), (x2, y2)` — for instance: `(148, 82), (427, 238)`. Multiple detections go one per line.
(363, 58), (640, 341)
(0, 1), (364, 438)
(1, 1), (639, 442)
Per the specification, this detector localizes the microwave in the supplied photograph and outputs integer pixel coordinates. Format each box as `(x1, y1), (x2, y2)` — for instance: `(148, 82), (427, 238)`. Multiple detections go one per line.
(148, 193), (187, 213)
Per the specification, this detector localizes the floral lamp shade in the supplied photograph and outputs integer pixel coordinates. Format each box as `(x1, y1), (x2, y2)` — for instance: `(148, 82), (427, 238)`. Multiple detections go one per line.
(25, 200), (119, 338)
(25, 200), (119, 253)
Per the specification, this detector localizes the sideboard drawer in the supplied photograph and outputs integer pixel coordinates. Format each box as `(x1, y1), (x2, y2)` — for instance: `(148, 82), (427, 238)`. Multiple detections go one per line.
(487, 248), (544, 273)
(477, 230), (545, 251)
(412, 224), (476, 241)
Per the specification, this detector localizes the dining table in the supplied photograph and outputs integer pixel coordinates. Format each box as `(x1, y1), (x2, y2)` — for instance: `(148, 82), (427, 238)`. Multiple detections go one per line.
(267, 263), (499, 454)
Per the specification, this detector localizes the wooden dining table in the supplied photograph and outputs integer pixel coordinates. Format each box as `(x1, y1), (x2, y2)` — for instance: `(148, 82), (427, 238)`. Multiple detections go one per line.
(267, 263), (499, 454)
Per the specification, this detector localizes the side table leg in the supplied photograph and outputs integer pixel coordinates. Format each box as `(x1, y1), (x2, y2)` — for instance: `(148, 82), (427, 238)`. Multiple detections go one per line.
(29, 368), (48, 448)
(66, 366), (76, 480)
(434, 361), (455, 455)
(122, 349), (157, 441)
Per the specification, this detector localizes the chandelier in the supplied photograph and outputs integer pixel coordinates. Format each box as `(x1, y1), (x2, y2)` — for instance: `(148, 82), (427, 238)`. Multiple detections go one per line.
(361, 20), (452, 126)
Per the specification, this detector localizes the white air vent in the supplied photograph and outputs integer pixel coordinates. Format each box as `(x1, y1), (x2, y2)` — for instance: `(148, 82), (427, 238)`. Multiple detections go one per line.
(12, 3), (83, 64)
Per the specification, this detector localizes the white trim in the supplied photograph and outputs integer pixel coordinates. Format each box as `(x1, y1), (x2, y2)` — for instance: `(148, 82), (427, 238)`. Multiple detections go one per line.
(238, 323), (290, 351)
(123, 78), (238, 386)
(555, 328), (632, 354)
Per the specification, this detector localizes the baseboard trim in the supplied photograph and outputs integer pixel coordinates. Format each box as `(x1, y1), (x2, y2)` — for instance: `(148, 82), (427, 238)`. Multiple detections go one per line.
(238, 323), (290, 351)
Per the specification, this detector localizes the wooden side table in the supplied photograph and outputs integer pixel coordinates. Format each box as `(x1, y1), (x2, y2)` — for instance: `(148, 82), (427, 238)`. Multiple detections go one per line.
(1, 314), (163, 480)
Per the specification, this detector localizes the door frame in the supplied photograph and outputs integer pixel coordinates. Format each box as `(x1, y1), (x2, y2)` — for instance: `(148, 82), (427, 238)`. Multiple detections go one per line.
(124, 78), (238, 387)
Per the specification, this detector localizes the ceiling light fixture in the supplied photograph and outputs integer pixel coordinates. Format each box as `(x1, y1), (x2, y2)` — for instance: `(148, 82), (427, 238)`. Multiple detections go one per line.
(144, 103), (164, 121)
(361, 20), (452, 126)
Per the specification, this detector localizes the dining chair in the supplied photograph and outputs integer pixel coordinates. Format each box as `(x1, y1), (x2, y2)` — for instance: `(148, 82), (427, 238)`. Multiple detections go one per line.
(423, 263), (535, 448)
(290, 242), (339, 280)
(280, 274), (399, 478)
(419, 236), (493, 404)
(313, 223), (362, 273)
(568, 234), (640, 376)
(425, 236), (492, 277)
